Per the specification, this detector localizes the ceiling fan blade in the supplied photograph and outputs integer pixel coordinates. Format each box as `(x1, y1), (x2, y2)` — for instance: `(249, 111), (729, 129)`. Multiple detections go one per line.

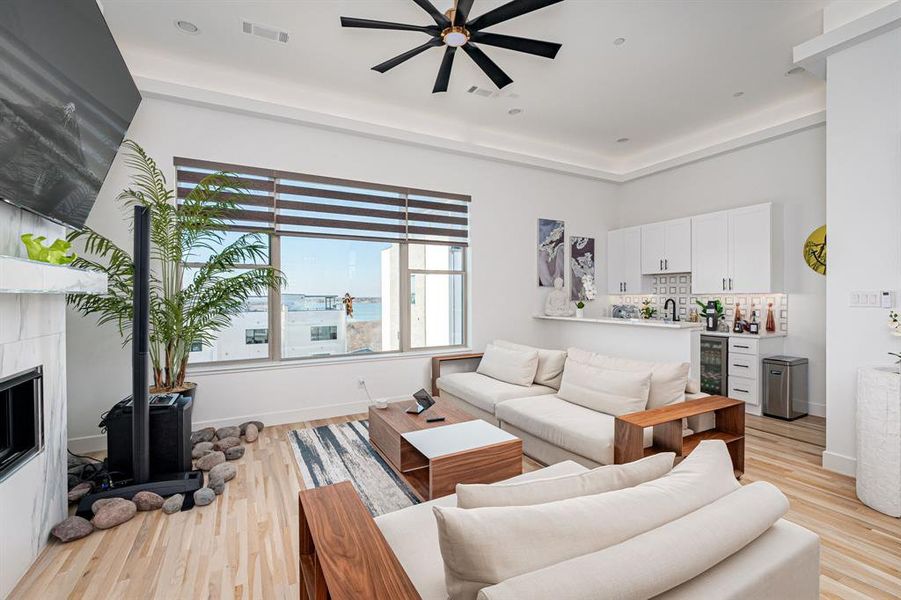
(468, 0), (564, 31)
(433, 46), (457, 93)
(470, 31), (561, 58)
(340, 16), (438, 35)
(454, 0), (475, 26)
(411, 0), (451, 27)
(372, 38), (443, 73)
(461, 42), (513, 89)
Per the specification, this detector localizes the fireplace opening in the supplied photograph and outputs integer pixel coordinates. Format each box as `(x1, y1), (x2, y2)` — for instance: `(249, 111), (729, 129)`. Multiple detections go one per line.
(0, 366), (43, 481)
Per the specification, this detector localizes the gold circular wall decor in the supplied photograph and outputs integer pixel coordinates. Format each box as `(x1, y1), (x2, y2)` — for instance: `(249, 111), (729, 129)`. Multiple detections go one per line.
(803, 225), (827, 275)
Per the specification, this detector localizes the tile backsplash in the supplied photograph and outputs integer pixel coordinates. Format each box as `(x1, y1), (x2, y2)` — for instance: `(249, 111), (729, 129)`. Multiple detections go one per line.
(611, 273), (789, 332)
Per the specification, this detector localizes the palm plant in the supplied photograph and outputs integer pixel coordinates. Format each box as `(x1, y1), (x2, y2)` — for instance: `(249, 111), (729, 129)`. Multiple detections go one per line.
(67, 140), (284, 392)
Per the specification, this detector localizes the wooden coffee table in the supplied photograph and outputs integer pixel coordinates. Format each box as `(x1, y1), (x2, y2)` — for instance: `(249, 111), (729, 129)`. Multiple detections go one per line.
(368, 400), (522, 500)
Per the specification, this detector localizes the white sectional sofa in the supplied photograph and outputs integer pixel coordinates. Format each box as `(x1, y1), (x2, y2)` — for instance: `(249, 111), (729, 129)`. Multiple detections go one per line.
(374, 442), (820, 600)
(437, 341), (710, 468)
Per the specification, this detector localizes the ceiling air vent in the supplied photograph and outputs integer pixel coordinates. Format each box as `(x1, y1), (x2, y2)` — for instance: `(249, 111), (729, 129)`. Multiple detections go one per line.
(242, 20), (289, 43)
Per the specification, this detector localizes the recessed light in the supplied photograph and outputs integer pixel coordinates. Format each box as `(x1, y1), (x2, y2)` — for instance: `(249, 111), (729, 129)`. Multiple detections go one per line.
(507, 108), (523, 116)
(785, 66), (805, 76)
(613, 37), (626, 46)
(732, 91), (744, 97)
(616, 137), (630, 143)
(175, 20), (199, 34)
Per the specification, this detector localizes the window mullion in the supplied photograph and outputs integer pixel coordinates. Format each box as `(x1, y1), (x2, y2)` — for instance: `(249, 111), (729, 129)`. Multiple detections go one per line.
(269, 233), (282, 362)
(400, 243), (411, 352)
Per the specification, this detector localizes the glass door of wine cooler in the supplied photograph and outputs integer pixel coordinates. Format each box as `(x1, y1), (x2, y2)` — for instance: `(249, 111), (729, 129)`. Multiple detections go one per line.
(700, 335), (728, 395)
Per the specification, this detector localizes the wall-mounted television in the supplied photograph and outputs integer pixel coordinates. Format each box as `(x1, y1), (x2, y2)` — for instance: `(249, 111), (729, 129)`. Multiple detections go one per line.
(0, 0), (141, 230)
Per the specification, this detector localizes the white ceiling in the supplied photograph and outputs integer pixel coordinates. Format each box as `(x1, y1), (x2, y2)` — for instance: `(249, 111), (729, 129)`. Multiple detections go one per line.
(101, 0), (827, 176)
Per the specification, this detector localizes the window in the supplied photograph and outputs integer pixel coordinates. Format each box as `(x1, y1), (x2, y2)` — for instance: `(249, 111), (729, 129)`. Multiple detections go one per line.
(310, 326), (338, 342)
(245, 328), (269, 345)
(176, 158), (469, 364)
(189, 341), (203, 353)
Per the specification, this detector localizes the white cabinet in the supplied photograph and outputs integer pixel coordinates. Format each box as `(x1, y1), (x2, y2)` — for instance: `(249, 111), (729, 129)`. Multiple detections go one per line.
(640, 218), (691, 274)
(692, 203), (780, 294)
(727, 335), (784, 414)
(607, 227), (642, 294)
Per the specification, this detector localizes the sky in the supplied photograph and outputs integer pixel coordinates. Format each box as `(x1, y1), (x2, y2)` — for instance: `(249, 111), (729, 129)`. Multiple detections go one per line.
(280, 236), (389, 297)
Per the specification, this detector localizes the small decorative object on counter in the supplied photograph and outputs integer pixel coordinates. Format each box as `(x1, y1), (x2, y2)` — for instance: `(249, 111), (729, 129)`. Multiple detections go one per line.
(697, 299), (724, 331)
(766, 302), (776, 333)
(889, 310), (900, 336)
(733, 303), (743, 333)
(748, 308), (760, 335)
(640, 298), (657, 320)
(574, 274), (597, 318)
(688, 308), (699, 323)
(21, 233), (76, 265)
(544, 277), (575, 316)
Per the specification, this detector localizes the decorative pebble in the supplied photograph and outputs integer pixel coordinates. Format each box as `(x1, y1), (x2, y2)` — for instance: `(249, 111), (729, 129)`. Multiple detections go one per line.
(91, 497), (123, 514)
(209, 462), (237, 484)
(132, 491), (165, 511)
(240, 421), (264, 436)
(215, 426), (241, 440)
(193, 487), (216, 506)
(92, 499), (137, 529)
(162, 494), (184, 514)
(213, 436), (241, 451)
(67, 482), (92, 503)
(244, 423), (259, 443)
(195, 451), (225, 471)
(51, 516), (93, 543)
(190, 427), (216, 444)
(209, 479), (225, 495)
(225, 446), (245, 461)
(192, 441), (215, 459)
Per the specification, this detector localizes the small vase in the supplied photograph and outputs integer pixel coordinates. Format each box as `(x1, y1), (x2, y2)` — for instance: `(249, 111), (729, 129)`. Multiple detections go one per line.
(575, 308), (585, 318)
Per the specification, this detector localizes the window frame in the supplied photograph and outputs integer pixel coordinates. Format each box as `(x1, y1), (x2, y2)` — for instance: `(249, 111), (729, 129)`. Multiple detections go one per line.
(185, 232), (469, 367)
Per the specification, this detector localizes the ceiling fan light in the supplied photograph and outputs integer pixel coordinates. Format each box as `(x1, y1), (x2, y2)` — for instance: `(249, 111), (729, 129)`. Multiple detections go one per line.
(443, 27), (469, 47)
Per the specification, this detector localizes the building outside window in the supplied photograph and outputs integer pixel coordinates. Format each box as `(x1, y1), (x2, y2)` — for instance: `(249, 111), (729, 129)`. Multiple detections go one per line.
(178, 158), (470, 364)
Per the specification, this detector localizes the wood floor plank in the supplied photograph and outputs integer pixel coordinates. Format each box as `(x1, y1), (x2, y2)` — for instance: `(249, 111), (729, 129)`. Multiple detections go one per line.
(10, 415), (901, 599)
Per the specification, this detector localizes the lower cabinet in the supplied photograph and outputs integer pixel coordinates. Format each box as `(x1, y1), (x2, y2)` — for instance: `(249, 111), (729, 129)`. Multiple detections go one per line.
(727, 335), (784, 414)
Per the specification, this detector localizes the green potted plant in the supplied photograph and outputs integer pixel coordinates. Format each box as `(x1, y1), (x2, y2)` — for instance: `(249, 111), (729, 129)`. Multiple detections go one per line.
(696, 299), (725, 323)
(67, 141), (285, 394)
(639, 298), (657, 320)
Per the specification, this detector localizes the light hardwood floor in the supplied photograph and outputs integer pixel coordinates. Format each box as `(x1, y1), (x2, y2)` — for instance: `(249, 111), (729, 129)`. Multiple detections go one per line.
(11, 415), (901, 599)
(747, 413), (827, 447)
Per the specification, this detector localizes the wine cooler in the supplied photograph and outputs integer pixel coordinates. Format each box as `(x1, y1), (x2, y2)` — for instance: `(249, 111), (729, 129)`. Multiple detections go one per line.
(700, 335), (728, 395)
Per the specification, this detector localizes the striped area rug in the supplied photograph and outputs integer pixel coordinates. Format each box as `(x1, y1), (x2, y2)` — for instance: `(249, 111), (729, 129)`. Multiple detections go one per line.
(288, 420), (421, 516)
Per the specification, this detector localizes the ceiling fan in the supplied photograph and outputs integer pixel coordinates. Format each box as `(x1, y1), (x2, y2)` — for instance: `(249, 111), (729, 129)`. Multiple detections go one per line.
(340, 0), (564, 93)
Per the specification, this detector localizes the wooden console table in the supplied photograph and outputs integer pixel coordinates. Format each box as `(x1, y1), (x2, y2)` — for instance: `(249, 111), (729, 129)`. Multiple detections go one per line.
(430, 352), (483, 395)
(614, 395), (745, 477)
(298, 481), (420, 600)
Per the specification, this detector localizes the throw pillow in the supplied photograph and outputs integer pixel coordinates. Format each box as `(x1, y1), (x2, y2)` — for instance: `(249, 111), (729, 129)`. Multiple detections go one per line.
(476, 344), (539, 387)
(557, 358), (651, 415)
(434, 440), (740, 600)
(493, 340), (567, 389)
(456, 452), (675, 509)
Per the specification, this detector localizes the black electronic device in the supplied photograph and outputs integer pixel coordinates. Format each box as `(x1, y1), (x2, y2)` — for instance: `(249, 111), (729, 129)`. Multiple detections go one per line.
(426, 416), (446, 423)
(405, 388), (436, 414)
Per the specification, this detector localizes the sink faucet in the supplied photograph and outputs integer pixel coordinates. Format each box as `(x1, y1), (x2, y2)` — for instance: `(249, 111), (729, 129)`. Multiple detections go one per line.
(664, 298), (678, 322)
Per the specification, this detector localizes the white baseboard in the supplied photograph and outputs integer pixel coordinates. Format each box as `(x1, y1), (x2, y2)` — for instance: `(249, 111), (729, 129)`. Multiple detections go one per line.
(807, 402), (826, 418)
(67, 397), (407, 455)
(822, 450), (857, 477)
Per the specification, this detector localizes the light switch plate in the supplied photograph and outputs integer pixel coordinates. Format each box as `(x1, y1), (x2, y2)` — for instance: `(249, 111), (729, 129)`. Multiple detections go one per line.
(850, 290), (896, 308)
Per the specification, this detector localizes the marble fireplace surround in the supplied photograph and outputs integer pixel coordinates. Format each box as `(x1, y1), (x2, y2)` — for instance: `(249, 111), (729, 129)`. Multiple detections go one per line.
(0, 203), (107, 598)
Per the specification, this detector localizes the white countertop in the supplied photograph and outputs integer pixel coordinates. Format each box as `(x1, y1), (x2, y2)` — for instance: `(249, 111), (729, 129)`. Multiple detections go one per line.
(0, 255), (107, 294)
(534, 315), (703, 330)
(700, 330), (788, 339)
(401, 420), (517, 458)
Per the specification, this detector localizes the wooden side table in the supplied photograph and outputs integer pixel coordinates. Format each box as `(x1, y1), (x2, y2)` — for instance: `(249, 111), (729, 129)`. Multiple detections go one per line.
(298, 481), (420, 600)
(614, 396), (745, 477)
(430, 352), (483, 395)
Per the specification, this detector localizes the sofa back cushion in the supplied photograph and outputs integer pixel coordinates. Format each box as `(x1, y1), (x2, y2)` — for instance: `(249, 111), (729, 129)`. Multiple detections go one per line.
(475, 482), (790, 600)
(567, 348), (690, 409)
(456, 452), (674, 509)
(476, 344), (539, 387)
(434, 440), (740, 600)
(557, 358), (651, 415)
(494, 340), (566, 389)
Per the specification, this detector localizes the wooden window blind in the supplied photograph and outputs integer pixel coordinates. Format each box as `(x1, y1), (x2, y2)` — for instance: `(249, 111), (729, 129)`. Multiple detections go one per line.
(174, 158), (470, 246)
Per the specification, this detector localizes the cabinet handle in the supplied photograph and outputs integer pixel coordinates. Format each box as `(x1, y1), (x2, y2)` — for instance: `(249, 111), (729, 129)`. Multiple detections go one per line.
(734, 344), (749, 349)
(722, 278), (726, 290)
(734, 388), (750, 394)
(734, 364), (749, 368)
(664, 258), (668, 270)
(624, 282), (627, 292)
(729, 278), (733, 290)
(620, 282), (623, 292)
(659, 259), (663, 270)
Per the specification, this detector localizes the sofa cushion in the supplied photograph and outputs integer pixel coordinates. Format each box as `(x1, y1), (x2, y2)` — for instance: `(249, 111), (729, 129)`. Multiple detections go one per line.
(475, 482), (790, 600)
(476, 344), (539, 386)
(434, 441), (741, 600)
(437, 372), (555, 415)
(557, 359), (651, 416)
(374, 460), (588, 600)
(567, 348), (690, 409)
(494, 340), (566, 389)
(456, 452), (674, 509)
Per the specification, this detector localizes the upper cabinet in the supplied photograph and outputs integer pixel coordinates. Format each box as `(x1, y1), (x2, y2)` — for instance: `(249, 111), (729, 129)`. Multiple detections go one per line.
(640, 218), (692, 274)
(607, 226), (642, 294)
(691, 203), (781, 294)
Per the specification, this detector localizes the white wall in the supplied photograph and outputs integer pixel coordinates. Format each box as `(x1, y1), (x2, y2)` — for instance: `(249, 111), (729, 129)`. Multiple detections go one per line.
(66, 96), (619, 448)
(616, 126), (828, 416)
(823, 27), (901, 476)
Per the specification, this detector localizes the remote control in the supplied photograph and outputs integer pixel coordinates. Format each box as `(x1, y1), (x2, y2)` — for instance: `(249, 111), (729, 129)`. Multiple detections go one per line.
(426, 416), (446, 423)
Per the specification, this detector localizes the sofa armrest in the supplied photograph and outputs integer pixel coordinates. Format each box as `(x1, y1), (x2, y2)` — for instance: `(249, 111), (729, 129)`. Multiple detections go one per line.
(431, 352), (483, 395)
(299, 482), (421, 600)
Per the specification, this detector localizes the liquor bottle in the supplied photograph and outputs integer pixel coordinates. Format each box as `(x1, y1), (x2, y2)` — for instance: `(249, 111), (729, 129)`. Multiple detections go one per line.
(748, 307), (760, 335)
(733, 303), (743, 333)
(766, 302), (776, 333)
